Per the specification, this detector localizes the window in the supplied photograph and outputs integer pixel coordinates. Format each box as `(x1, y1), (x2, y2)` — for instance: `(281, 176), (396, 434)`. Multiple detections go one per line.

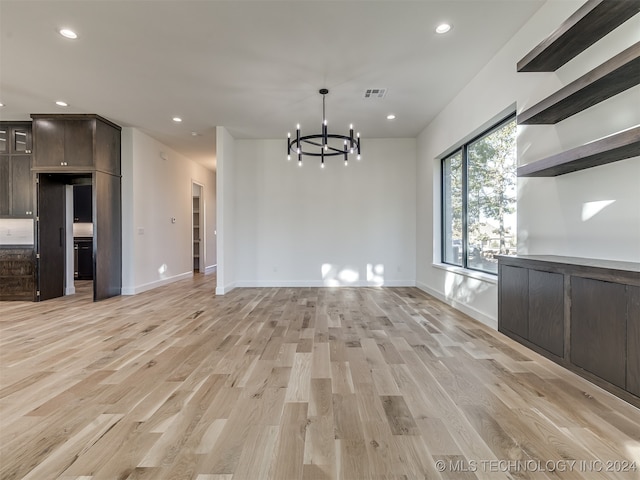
(441, 115), (517, 274)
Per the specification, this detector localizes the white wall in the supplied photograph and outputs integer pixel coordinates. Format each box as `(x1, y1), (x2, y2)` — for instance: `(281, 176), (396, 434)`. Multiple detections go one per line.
(416, 1), (640, 328)
(216, 126), (236, 294)
(121, 127), (216, 294)
(232, 138), (416, 287)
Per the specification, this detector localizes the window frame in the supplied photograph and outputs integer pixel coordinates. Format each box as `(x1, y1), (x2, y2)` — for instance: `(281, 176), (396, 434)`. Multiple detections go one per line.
(440, 112), (517, 275)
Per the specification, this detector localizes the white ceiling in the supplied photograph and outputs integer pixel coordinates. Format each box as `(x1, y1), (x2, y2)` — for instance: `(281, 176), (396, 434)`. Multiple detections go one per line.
(0, 0), (546, 170)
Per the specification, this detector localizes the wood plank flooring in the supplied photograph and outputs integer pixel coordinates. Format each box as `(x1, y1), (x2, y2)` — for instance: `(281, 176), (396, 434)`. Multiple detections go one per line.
(1, 275), (639, 479)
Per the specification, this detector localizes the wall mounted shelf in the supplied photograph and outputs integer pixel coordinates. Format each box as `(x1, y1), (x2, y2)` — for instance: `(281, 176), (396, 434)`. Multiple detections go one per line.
(517, 0), (640, 72)
(517, 42), (640, 125)
(518, 126), (640, 177)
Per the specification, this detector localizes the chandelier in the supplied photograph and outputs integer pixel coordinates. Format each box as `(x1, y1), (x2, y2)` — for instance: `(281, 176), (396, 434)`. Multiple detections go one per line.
(287, 88), (361, 168)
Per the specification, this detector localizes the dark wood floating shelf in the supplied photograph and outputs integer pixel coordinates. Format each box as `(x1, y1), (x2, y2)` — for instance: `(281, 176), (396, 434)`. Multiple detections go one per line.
(518, 126), (640, 177)
(517, 0), (640, 72)
(518, 42), (640, 125)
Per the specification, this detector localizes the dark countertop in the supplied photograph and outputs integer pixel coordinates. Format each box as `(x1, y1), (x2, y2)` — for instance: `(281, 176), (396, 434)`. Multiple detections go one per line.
(496, 254), (640, 274)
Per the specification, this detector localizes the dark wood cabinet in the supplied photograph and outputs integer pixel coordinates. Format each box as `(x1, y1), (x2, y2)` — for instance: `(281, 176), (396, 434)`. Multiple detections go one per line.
(74, 238), (93, 280)
(31, 114), (120, 175)
(627, 286), (640, 397)
(0, 122), (34, 218)
(73, 185), (92, 223)
(0, 156), (9, 215)
(0, 123), (32, 154)
(528, 269), (564, 357)
(499, 264), (564, 358)
(0, 248), (35, 301)
(11, 155), (33, 216)
(499, 265), (528, 338)
(571, 277), (627, 389)
(498, 255), (640, 407)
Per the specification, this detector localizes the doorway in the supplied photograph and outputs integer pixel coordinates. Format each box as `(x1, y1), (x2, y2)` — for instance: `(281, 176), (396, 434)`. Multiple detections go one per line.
(38, 174), (93, 300)
(192, 183), (204, 273)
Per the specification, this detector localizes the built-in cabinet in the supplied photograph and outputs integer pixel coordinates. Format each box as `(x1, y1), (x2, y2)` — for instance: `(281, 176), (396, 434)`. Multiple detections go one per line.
(498, 255), (640, 407)
(31, 113), (121, 302)
(0, 248), (35, 301)
(32, 114), (121, 175)
(0, 122), (34, 217)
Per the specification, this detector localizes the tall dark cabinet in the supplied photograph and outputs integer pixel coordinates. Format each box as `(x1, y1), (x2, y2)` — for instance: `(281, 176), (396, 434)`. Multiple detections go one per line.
(0, 122), (35, 301)
(31, 114), (122, 302)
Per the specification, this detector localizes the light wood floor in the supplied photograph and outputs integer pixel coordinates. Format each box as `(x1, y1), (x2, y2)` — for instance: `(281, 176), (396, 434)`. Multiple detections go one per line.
(1, 275), (639, 480)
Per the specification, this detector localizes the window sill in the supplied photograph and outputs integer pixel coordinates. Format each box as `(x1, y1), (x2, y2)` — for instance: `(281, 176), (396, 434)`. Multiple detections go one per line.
(432, 262), (498, 285)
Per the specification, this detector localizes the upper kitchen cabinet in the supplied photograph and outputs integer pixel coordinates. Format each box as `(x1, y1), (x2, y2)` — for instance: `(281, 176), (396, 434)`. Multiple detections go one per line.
(0, 122), (34, 218)
(31, 114), (121, 175)
(0, 123), (32, 155)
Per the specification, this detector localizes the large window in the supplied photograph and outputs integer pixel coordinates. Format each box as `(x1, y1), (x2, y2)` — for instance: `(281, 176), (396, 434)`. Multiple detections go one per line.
(442, 115), (517, 274)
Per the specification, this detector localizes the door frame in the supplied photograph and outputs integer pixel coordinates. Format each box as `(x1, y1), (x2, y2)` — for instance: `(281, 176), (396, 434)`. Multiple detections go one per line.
(192, 181), (205, 273)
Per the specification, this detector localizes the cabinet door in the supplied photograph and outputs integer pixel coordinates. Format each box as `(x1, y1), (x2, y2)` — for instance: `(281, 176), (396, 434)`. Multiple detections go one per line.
(95, 120), (120, 175)
(64, 120), (94, 167)
(12, 126), (32, 154)
(0, 126), (8, 154)
(33, 119), (65, 167)
(77, 240), (93, 280)
(499, 265), (529, 338)
(10, 155), (33, 216)
(73, 184), (92, 222)
(528, 270), (564, 357)
(628, 286), (640, 396)
(0, 156), (9, 215)
(571, 277), (627, 389)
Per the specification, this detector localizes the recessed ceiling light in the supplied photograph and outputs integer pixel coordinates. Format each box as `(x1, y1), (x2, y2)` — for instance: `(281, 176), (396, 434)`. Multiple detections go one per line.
(56, 100), (68, 107)
(436, 23), (451, 34)
(0, 103), (4, 107)
(59, 28), (77, 39)
(172, 117), (182, 123)
(386, 114), (396, 120)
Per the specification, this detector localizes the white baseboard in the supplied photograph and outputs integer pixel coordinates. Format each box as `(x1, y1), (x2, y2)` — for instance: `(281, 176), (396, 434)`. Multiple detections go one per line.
(122, 271), (194, 295)
(65, 286), (76, 295)
(205, 264), (217, 274)
(216, 281), (237, 295)
(234, 279), (416, 288)
(416, 281), (497, 330)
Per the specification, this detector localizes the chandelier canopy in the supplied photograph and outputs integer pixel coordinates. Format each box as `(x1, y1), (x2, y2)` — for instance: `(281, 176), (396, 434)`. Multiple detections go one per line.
(287, 88), (361, 168)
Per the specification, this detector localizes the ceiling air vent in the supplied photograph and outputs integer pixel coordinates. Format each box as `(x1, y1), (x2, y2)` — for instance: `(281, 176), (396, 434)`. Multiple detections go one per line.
(363, 88), (387, 99)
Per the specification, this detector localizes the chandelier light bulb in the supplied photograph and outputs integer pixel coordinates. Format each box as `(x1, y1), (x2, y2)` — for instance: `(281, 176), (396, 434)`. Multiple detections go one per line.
(357, 154), (361, 160)
(321, 163), (325, 169)
(344, 160), (348, 166)
(287, 154), (291, 161)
